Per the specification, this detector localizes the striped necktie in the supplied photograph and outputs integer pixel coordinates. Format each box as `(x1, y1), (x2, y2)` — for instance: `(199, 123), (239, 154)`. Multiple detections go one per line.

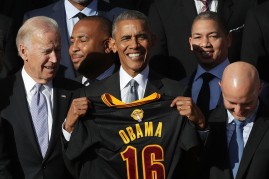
(200, 0), (211, 12)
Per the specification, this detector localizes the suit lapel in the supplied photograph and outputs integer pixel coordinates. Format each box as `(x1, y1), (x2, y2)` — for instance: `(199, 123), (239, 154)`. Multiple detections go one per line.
(182, 71), (196, 97)
(12, 73), (42, 157)
(144, 71), (164, 97)
(237, 103), (269, 178)
(51, 1), (69, 46)
(51, 1), (75, 78)
(103, 72), (121, 99)
(207, 105), (232, 178)
(44, 81), (72, 159)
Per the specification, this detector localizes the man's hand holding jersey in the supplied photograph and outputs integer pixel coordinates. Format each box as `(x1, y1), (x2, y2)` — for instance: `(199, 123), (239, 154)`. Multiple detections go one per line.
(64, 97), (91, 133)
(170, 96), (205, 129)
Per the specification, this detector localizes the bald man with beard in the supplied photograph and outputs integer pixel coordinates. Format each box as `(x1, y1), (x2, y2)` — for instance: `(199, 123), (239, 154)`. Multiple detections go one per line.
(203, 62), (269, 179)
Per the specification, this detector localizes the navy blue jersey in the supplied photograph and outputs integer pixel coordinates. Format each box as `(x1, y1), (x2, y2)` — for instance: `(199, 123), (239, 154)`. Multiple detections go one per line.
(65, 94), (199, 179)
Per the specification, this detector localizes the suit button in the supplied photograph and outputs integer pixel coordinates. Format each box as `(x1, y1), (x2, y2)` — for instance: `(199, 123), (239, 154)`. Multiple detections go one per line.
(42, 163), (46, 169)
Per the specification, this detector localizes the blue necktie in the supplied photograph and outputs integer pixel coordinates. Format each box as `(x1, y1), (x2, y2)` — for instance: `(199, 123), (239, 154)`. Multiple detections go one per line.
(196, 72), (214, 119)
(126, 79), (138, 103)
(76, 12), (86, 20)
(30, 84), (49, 158)
(229, 119), (244, 178)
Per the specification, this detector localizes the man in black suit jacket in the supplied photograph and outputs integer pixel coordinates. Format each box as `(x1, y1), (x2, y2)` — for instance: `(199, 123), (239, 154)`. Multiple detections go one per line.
(62, 10), (205, 178)
(148, 0), (268, 81)
(0, 16), (82, 179)
(204, 62), (269, 179)
(241, 1), (269, 83)
(23, 0), (126, 80)
(183, 11), (231, 119)
(69, 16), (119, 86)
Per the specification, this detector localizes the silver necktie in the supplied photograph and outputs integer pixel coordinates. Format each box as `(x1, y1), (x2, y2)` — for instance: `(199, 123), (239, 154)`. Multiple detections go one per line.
(126, 79), (138, 103)
(30, 84), (49, 158)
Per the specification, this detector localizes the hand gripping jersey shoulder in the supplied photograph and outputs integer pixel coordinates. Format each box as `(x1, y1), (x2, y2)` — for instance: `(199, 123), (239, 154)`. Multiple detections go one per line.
(66, 93), (199, 179)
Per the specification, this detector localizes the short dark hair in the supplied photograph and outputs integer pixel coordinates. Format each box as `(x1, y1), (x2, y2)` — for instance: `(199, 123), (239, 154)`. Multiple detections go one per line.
(112, 10), (151, 38)
(79, 16), (112, 36)
(192, 11), (229, 35)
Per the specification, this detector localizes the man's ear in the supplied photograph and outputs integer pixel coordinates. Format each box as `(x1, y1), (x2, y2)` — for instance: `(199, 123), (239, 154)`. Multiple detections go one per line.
(104, 38), (111, 54)
(110, 38), (118, 53)
(189, 37), (194, 51)
(19, 44), (28, 62)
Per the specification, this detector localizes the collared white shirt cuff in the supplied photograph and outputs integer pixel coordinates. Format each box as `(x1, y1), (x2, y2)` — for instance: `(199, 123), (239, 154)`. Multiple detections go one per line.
(62, 119), (72, 141)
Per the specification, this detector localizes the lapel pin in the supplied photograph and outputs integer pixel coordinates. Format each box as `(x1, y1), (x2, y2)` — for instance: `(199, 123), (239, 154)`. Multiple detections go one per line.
(61, 95), (67, 98)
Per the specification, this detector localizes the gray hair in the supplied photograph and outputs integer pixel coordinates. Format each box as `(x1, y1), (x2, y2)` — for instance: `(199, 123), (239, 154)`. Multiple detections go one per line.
(112, 10), (151, 38)
(16, 16), (60, 49)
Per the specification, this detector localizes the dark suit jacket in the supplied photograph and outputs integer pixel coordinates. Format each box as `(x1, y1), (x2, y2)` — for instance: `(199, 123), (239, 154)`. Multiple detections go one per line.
(0, 14), (22, 79)
(82, 69), (185, 99)
(0, 71), (83, 179)
(148, 0), (268, 81)
(241, 1), (269, 83)
(76, 62), (120, 85)
(63, 69), (203, 178)
(204, 101), (269, 179)
(23, 0), (125, 80)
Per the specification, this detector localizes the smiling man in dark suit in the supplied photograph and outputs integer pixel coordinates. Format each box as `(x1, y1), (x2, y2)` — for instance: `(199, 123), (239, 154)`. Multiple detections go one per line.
(23, 0), (126, 80)
(0, 16), (82, 179)
(69, 16), (119, 86)
(62, 10), (205, 179)
(204, 62), (269, 179)
(147, 0), (269, 81)
(185, 11), (231, 120)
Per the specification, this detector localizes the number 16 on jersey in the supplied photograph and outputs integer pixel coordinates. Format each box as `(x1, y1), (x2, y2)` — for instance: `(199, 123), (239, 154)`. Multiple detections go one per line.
(121, 145), (166, 179)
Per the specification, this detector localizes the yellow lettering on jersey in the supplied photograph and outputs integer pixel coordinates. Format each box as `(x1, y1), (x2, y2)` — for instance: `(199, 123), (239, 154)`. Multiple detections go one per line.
(154, 122), (162, 137)
(119, 122), (163, 144)
(145, 122), (153, 136)
(126, 127), (136, 141)
(136, 124), (143, 139)
(119, 130), (130, 144)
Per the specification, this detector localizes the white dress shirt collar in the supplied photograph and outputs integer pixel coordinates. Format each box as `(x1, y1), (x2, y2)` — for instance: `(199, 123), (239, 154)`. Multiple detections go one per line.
(65, 0), (98, 20)
(119, 65), (149, 91)
(22, 67), (53, 94)
(227, 101), (259, 125)
(194, 58), (230, 81)
(194, 0), (218, 14)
